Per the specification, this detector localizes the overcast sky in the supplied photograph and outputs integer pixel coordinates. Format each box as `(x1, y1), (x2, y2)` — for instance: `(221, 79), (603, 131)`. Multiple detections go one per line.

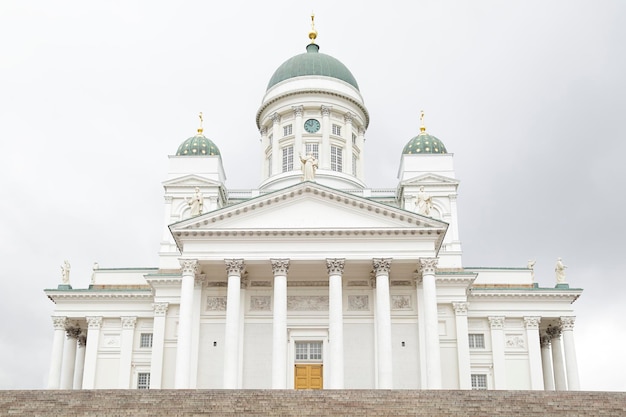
(1, 1), (625, 391)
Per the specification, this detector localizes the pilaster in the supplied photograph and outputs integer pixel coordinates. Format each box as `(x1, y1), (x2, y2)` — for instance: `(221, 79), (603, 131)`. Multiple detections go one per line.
(488, 316), (506, 389)
(320, 106), (331, 169)
(524, 316), (544, 390)
(118, 316), (137, 388)
(452, 302), (471, 389)
(150, 303), (168, 389)
(82, 316), (102, 389)
(47, 316), (67, 389)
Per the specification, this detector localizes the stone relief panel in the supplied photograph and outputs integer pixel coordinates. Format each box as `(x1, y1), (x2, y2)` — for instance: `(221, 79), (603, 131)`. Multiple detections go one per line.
(206, 296), (227, 311)
(287, 296), (329, 311)
(250, 281), (272, 287)
(391, 295), (412, 310)
(505, 334), (526, 350)
(347, 280), (370, 287)
(347, 295), (369, 311)
(102, 334), (121, 348)
(250, 296), (272, 311)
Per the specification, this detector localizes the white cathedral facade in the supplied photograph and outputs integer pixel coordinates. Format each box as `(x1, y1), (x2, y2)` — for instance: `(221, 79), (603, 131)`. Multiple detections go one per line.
(45, 22), (582, 391)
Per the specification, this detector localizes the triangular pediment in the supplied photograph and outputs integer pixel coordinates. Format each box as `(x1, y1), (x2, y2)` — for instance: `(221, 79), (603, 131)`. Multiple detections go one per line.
(401, 173), (459, 187)
(162, 174), (223, 188)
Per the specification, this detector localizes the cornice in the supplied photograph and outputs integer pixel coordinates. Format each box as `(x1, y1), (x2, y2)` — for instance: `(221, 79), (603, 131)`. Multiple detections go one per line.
(46, 289), (153, 302)
(468, 288), (582, 302)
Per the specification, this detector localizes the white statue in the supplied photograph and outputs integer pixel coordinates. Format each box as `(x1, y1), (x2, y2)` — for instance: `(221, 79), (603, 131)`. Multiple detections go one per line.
(61, 260), (71, 284)
(416, 186), (433, 216)
(91, 262), (99, 285)
(527, 260), (536, 281)
(300, 153), (318, 182)
(555, 257), (567, 283)
(187, 187), (204, 216)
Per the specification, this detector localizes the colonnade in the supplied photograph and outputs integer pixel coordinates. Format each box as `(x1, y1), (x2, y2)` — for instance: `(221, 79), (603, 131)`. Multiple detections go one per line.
(540, 317), (580, 391)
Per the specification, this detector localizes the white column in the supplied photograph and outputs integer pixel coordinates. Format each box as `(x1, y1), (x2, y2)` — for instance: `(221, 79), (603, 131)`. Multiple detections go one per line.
(327, 258), (345, 389)
(357, 127), (366, 179)
(415, 280), (427, 387)
(293, 106), (304, 156)
(161, 195), (173, 243)
(524, 317), (544, 390)
(47, 317), (67, 389)
(452, 302), (471, 389)
(60, 325), (80, 389)
(223, 259), (245, 389)
(448, 194), (461, 250)
(259, 127), (268, 179)
(82, 316), (102, 389)
(118, 316), (136, 388)
(488, 316), (506, 389)
(548, 325), (567, 390)
(190, 275), (205, 388)
(238, 273), (248, 388)
(561, 316), (580, 390)
(73, 334), (86, 389)
(320, 105), (332, 169)
(420, 258), (441, 389)
(540, 333), (555, 390)
(175, 258), (198, 388)
(150, 303), (168, 389)
(271, 258), (289, 389)
(270, 113), (281, 175)
(344, 113), (354, 176)
(373, 258), (393, 389)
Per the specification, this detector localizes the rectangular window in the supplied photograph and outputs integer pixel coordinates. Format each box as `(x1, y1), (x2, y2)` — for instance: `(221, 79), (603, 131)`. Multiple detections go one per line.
(331, 146), (342, 172)
(140, 333), (153, 348)
(352, 154), (357, 176)
(468, 334), (485, 349)
(283, 124), (292, 136)
(471, 374), (487, 390)
(137, 372), (151, 389)
(352, 132), (357, 144)
(295, 342), (323, 362)
(268, 153), (272, 177)
(332, 124), (341, 136)
(282, 146), (293, 172)
(305, 143), (319, 160)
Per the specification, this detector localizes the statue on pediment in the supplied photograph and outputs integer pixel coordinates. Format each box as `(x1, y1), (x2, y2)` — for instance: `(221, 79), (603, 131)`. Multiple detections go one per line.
(416, 186), (433, 216)
(60, 260), (70, 284)
(300, 153), (318, 182)
(187, 187), (204, 216)
(555, 257), (567, 283)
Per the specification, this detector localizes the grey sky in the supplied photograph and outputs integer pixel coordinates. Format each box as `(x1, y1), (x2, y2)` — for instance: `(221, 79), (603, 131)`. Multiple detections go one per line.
(1, 1), (624, 390)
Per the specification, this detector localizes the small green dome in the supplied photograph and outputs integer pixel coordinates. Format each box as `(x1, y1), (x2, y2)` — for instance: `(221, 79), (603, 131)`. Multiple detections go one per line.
(402, 132), (448, 155)
(267, 43), (359, 91)
(176, 133), (221, 156)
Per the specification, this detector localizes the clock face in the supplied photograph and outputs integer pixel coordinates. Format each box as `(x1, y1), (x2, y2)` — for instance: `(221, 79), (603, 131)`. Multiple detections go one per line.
(304, 119), (321, 133)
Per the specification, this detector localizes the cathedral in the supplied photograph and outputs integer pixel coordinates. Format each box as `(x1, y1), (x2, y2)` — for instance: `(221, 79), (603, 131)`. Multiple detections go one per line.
(45, 17), (582, 391)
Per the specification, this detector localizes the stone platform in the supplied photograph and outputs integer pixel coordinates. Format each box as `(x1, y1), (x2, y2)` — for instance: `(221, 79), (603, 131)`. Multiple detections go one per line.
(1, 390), (625, 416)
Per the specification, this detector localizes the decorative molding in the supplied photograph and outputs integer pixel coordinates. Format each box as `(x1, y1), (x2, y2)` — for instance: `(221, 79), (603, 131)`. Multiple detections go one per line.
(194, 274), (206, 287)
(488, 316), (505, 330)
(344, 112), (353, 123)
(103, 335), (121, 348)
(179, 259), (199, 276)
(86, 316), (103, 330)
(270, 112), (281, 124)
(259, 127), (267, 136)
(560, 316), (576, 331)
(524, 316), (541, 329)
(153, 303), (169, 316)
(418, 258), (438, 276)
(206, 296), (227, 311)
(250, 296), (271, 311)
(391, 295), (411, 310)
(452, 302), (469, 315)
(287, 296), (329, 311)
(546, 324), (562, 339)
(206, 281), (227, 287)
(347, 295), (369, 311)
(287, 281), (328, 287)
(164, 195), (173, 203)
(52, 316), (67, 330)
(321, 105), (332, 117)
(121, 316), (137, 329)
(391, 280), (413, 287)
(326, 258), (345, 276)
(372, 258), (392, 277)
(292, 105), (304, 118)
(347, 280), (370, 287)
(250, 281), (271, 287)
(505, 334), (526, 349)
(270, 258), (290, 276)
(225, 259), (245, 277)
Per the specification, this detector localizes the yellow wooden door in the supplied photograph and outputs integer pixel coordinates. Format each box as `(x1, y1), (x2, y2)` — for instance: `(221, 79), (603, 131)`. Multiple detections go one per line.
(294, 364), (323, 389)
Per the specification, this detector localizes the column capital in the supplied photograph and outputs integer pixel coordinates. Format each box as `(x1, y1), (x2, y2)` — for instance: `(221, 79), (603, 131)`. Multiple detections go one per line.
(418, 257), (438, 276)
(52, 316), (67, 330)
(225, 259), (245, 277)
(488, 316), (505, 329)
(448, 193), (458, 201)
(524, 316), (541, 330)
(358, 127), (366, 136)
(452, 302), (469, 315)
(270, 258), (290, 276)
(164, 195), (173, 203)
(86, 316), (102, 330)
(546, 324), (562, 339)
(153, 302), (169, 316)
(65, 325), (82, 339)
(540, 334), (552, 348)
(179, 259), (199, 276)
(326, 258), (345, 276)
(560, 316), (576, 331)
(321, 105), (332, 117)
(270, 112), (281, 124)
(292, 105), (304, 117)
(343, 112), (353, 123)
(121, 316), (137, 329)
(372, 258), (392, 277)
(194, 274), (206, 288)
(259, 127), (267, 136)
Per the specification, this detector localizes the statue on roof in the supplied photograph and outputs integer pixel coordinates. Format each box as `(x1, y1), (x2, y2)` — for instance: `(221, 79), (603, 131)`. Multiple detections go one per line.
(527, 260), (536, 281)
(60, 260), (70, 285)
(300, 152), (318, 182)
(555, 257), (567, 284)
(187, 187), (204, 216)
(416, 186), (433, 216)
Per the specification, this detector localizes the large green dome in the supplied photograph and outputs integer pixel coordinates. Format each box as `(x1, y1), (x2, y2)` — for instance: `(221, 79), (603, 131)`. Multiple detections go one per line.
(176, 133), (221, 156)
(267, 43), (359, 91)
(402, 132), (448, 155)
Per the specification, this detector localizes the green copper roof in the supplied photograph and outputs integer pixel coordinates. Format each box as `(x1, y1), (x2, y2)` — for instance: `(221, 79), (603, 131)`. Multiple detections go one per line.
(402, 132), (447, 155)
(176, 134), (220, 156)
(267, 43), (359, 91)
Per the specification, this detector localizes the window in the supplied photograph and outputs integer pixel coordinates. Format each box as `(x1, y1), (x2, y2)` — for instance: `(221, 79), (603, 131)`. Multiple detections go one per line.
(267, 153), (272, 177)
(352, 133), (357, 144)
(283, 124), (292, 136)
(332, 124), (341, 136)
(468, 334), (485, 349)
(137, 372), (150, 389)
(352, 154), (357, 176)
(331, 146), (342, 172)
(268, 134), (273, 145)
(305, 143), (319, 160)
(282, 146), (293, 172)
(471, 374), (487, 390)
(140, 333), (153, 348)
(295, 342), (323, 361)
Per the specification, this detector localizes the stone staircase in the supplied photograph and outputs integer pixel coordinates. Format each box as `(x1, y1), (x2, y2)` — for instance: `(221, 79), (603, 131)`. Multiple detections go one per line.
(1, 390), (625, 416)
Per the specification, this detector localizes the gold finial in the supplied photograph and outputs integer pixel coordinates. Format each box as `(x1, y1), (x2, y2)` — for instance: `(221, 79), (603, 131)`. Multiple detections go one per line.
(308, 12), (318, 43)
(197, 112), (204, 135)
(420, 110), (426, 133)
